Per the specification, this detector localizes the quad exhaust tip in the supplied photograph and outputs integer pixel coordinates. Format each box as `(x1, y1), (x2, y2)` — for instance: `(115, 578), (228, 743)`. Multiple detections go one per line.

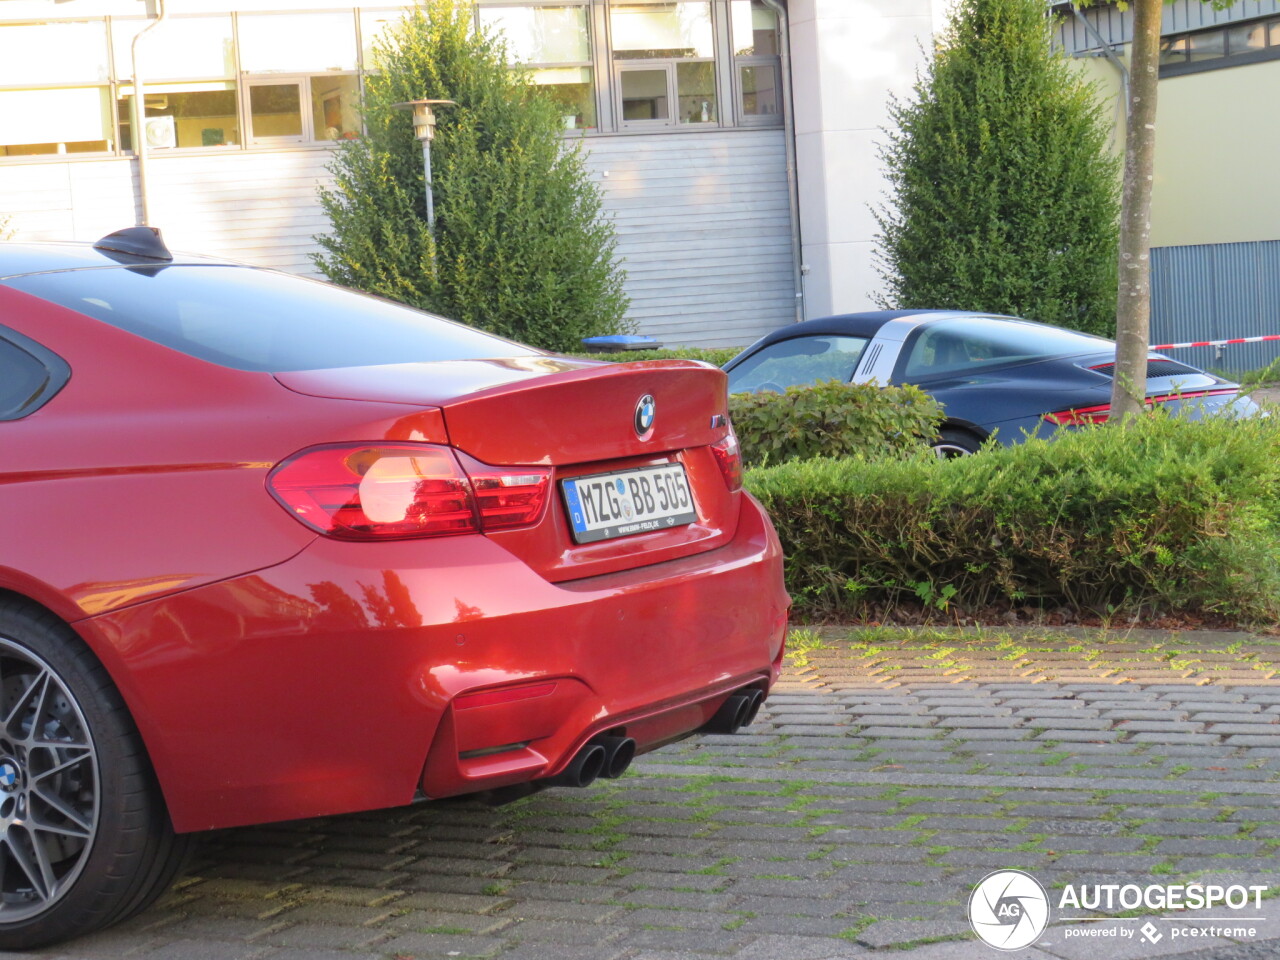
(543, 734), (637, 789)
(596, 735), (636, 779)
(704, 687), (765, 735)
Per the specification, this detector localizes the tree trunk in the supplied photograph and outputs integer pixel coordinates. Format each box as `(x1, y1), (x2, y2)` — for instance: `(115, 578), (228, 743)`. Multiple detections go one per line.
(1110, 0), (1163, 423)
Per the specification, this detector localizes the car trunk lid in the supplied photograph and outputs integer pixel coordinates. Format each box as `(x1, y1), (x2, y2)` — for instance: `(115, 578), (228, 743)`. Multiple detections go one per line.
(274, 358), (741, 581)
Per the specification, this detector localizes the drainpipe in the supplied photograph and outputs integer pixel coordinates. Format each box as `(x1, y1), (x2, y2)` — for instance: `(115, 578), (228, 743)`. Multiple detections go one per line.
(761, 0), (806, 323)
(1070, 4), (1130, 119)
(130, 0), (168, 226)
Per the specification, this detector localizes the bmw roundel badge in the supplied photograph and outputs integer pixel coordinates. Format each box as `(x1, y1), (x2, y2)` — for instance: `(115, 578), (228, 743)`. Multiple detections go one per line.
(634, 394), (656, 437)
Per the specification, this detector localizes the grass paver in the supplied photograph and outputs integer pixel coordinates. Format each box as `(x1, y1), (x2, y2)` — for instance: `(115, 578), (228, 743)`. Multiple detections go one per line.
(46, 625), (1280, 959)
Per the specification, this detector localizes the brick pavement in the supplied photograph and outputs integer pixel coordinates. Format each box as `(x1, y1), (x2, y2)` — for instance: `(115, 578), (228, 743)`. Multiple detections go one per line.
(30, 626), (1280, 960)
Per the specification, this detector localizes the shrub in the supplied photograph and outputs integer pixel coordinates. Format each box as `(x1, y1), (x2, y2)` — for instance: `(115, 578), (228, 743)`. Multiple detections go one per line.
(313, 0), (628, 352)
(729, 380), (945, 468)
(875, 0), (1120, 336)
(746, 414), (1280, 622)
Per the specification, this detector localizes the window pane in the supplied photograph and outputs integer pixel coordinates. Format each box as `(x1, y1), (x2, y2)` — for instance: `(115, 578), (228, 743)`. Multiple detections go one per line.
(311, 76), (361, 140)
(611, 2), (713, 60)
(903, 318), (1107, 380)
(359, 10), (403, 66)
(0, 88), (113, 156)
(726, 337), (870, 393)
(0, 338), (55, 420)
(239, 13), (357, 73)
(111, 17), (234, 80)
(730, 0), (778, 56)
(479, 6), (590, 64)
(1226, 22), (1267, 55)
(1159, 37), (1189, 65)
(1187, 30), (1226, 61)
(250, 84), (303, 138)
(531, 67), (596, 130)
(0, 22), (108, 85)
(1271, 21), (1280, 47)
(117, 84), (240, 150)
(740, 64), (779, 117)
(676, 61), (715, 123)
(5, 266), (538, 373)
(620, 69), (669, 120)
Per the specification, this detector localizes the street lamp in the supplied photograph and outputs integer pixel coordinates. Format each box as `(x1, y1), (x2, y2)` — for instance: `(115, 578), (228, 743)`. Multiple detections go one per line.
(390, 99), (456, 233)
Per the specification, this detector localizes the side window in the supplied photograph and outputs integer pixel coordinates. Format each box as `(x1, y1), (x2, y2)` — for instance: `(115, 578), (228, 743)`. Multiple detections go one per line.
(901, 317), (1101, 380)
(903, 327), (986, 379)
(0, 331), (69, 419)
(727, 335), (869, 393)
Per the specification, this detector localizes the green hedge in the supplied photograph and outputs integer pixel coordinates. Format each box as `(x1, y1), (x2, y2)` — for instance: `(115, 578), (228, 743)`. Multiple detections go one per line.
(729, 380), (945, 468)
(745, 414), (1280, 622)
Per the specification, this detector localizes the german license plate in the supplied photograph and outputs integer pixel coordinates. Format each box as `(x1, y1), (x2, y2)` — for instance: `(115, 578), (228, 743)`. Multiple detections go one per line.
(561, 463), (697, 544)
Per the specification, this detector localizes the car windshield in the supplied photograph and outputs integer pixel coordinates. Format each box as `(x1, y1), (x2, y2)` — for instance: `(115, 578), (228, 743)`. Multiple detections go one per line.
(903, 317), (1108, 380)
(726, 335), (869, 393)
(4, 265), (539, 372)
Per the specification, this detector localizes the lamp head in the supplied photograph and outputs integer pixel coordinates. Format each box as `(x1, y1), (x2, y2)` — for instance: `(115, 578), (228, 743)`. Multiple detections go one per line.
(390, 98), (456, 141)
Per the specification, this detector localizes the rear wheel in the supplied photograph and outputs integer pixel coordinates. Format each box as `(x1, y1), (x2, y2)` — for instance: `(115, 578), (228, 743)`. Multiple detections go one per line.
(0, 601), (190, 949)
(931, 428), (982, 458)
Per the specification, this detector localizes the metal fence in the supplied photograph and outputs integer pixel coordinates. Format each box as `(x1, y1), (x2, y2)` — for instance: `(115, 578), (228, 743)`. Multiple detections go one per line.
(1151, 239), (1280, 375)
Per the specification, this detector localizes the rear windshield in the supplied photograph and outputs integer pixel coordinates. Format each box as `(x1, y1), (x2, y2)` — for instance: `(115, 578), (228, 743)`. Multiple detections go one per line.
(1087, 359), (1204, 380)
(5, 265), (539, 372)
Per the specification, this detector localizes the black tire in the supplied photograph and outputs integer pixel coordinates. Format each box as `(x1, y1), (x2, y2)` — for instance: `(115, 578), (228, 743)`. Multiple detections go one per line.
(931, 428), (983, 459)
(0, 599), (191, 949)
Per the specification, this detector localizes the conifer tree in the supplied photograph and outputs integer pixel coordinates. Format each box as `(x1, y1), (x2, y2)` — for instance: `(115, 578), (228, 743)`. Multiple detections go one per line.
(875, 0), (1120, 336)
(314, 0), (628, 352)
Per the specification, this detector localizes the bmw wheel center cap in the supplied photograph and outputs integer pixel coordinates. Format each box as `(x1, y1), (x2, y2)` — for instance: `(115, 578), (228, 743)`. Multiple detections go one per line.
(634, 394), (656, 437)
(0, 760), (19, 793)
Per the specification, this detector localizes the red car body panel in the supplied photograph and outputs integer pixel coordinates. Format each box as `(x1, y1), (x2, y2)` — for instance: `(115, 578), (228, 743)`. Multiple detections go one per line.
(82, 498), (784, 832)
(0, 252), (789, 837)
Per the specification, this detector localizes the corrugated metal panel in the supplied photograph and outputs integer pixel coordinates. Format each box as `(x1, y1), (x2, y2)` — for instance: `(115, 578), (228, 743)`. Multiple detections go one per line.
(0, 150), (335, 277)
(2, 129), (796, 347)
(580, 129), (796, 349)
(1151, 240), (1280, 375)
(1055, 0), (1280, 53)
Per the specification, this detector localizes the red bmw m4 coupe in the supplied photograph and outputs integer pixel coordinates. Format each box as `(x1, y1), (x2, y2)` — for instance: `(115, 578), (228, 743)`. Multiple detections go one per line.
(0, 228), (787, 948)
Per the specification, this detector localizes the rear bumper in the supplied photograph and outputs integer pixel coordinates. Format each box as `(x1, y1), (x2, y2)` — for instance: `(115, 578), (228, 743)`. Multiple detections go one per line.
(83, 493), (788, 833)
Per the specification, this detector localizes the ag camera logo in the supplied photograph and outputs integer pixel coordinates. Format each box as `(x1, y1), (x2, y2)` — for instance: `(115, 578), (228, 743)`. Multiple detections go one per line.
(968, 869), (1050, 950)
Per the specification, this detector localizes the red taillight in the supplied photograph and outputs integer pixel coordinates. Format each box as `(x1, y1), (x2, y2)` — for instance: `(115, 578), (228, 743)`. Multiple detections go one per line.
(457, 452), (551, 531)
(1044, 389), (1240, 427)
(711, 426), (743, 492)
(268, 443), (549, 540)
(1044, 404), (1111, 426)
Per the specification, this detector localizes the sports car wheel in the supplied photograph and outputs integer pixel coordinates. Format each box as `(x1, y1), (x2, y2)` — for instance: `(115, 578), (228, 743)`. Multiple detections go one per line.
(932, 428), (982, 458)
(0, 602), (190, 949)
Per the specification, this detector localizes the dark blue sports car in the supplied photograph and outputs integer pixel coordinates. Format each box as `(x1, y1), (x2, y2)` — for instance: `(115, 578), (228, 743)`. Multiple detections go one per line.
(723, 310), (1259, 455)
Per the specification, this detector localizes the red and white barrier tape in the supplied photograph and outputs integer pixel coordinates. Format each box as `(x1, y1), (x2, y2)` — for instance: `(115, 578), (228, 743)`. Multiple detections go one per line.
(1152, 334), (1280, 351)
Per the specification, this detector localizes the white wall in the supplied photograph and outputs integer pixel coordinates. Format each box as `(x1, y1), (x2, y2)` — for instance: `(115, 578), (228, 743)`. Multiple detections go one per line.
(788, 0), (938, 319)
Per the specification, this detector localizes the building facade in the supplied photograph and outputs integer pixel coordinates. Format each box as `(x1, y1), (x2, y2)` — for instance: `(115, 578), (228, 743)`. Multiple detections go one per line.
(1056, 0), (1280, 374)
(0, 0), (944, 348)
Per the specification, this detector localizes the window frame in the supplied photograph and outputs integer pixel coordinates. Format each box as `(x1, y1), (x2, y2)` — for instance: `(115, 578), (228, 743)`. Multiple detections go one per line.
(477, 2), (600, 131)
(245, 77), (309, 144)
(1159, 16), (1280, 77)
(0, 8), (397, 163)
(727, 0), (781, 126)
(608, 0), (721, 130)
